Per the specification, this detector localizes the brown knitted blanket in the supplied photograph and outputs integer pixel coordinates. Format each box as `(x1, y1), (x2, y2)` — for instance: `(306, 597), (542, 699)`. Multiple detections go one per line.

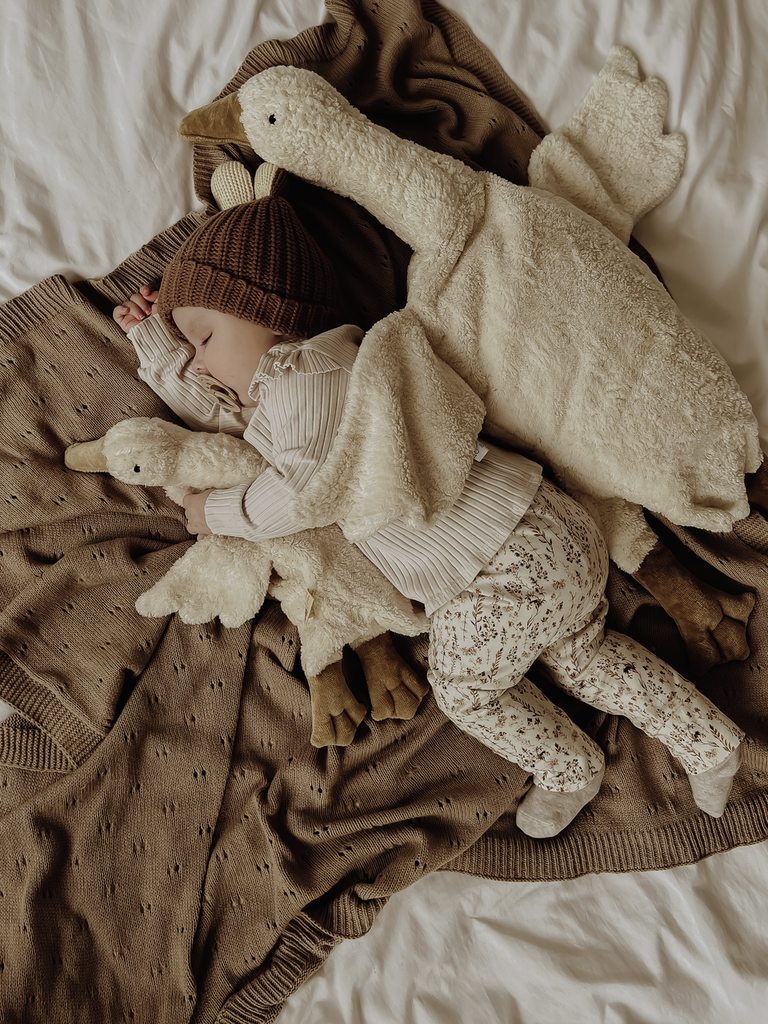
(2, 2), (768, 1021)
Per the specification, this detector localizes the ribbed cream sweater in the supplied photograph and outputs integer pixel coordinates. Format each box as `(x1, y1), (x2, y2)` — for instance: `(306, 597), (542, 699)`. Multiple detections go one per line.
(130, 316), (542, 614)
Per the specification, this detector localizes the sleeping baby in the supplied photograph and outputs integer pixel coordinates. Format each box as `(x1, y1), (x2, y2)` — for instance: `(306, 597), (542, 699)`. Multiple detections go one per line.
(112, 172), (744, 839)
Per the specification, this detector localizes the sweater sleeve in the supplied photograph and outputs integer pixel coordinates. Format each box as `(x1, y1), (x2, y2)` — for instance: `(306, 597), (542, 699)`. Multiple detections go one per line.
(128, 315), (254, 437)
(204, 327), (360, 540)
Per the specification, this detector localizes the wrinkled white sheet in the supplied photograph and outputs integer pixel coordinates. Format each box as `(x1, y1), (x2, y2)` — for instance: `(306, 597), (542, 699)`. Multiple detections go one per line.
(279, 843), (768, 1024)
(1, 1), (767, 1021)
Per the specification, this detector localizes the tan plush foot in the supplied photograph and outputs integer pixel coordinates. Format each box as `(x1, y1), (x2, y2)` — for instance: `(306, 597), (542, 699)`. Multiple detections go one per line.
(307, 662), (367, 748)
(633, 541), (755, 674)
(687, 745), (742, 818)
(64, 437), (109, 472)
(211, 161), (254, 210)
(354, 633), (430, 721)
(516, 764), (605, 839)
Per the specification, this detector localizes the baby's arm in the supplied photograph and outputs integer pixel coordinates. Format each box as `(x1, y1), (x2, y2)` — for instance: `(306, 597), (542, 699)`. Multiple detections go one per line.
(127, 305), (254, 436)
(113, 285), (159, 333)
(199, 327), (359, 541)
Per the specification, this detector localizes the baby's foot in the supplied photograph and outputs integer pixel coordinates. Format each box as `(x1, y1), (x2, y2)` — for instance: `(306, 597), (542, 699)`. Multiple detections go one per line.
(687, 745), (742, 818)
(516, 763), (605, 838)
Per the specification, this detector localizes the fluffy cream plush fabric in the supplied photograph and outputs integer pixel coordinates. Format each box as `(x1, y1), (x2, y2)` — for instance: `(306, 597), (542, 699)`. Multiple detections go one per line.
(230, 48), (761, 573)
(528, 46), (687, 244)
(290, 306), (486, 540)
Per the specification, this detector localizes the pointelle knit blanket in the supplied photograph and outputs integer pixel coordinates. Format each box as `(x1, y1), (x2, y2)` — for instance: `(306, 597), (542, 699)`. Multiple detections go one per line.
(1, 3), (767, 1022)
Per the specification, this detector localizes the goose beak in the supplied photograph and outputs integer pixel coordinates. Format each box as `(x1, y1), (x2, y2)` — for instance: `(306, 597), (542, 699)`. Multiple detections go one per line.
(178, 91), (247, 145)
(64, 438), (109, 473)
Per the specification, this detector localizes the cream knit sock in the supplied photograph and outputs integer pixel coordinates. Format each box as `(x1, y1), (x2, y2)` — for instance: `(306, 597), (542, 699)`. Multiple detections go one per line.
(516, 763), (605, 839)
(687, 744), (742, 818)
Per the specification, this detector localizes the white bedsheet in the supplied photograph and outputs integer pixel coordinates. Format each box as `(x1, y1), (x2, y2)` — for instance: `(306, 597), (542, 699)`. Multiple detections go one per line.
(2, 1), (767, 1021)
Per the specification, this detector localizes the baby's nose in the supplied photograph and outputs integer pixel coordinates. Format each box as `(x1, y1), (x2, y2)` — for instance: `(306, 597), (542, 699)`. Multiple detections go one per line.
(190, 351), (207, 375)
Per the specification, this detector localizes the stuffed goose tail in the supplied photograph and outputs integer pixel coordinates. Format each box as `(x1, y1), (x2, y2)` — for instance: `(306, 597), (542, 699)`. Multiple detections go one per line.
(528, 47), (686, 242)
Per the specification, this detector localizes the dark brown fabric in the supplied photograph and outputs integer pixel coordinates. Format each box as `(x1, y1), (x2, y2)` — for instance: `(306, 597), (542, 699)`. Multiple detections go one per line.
(1, 3), (768, 1022)
(157, 198), (341, 342)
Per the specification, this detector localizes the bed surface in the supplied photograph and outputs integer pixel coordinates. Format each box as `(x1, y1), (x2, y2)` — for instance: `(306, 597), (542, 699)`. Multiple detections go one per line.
(2, 1), (768, 1021)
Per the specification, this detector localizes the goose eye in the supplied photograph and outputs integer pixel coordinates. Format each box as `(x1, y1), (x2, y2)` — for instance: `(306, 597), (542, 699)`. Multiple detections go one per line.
(134, 465), (141, 473)
(268, 113), (277, 125)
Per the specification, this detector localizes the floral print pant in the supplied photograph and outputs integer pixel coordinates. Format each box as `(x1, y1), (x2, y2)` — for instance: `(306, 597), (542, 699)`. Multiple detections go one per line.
(429, 478), (744, 793)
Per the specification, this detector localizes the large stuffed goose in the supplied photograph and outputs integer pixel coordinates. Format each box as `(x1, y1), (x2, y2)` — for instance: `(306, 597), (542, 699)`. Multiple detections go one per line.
(180, 48), (763, 671)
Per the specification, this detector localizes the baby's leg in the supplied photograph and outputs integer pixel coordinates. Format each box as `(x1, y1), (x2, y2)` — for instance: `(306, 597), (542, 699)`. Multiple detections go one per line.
(428, 478), (612, 836)
(429, 475), (743, 834)
(430, 668), (605, 838)
(428, 477), (609, 793)
(539, 601), (744, 816)
(430, 669), (604, 791)
(518, 476), (743, 814)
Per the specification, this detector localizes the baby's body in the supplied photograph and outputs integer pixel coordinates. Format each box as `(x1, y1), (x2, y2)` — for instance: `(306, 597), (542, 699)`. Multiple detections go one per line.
(115, 289), (745, 838)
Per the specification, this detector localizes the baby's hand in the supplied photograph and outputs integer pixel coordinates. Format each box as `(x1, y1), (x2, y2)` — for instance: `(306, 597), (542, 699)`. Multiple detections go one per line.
(182, 489), (214, 537)
(113, 285), (159, 333)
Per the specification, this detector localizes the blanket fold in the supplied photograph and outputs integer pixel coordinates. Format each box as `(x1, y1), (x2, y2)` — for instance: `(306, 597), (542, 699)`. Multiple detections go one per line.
(2, 3), (768, 1022)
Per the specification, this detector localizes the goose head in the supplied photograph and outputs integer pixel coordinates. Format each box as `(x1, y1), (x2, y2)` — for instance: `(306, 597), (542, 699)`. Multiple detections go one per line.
(180, 66), (370, 194)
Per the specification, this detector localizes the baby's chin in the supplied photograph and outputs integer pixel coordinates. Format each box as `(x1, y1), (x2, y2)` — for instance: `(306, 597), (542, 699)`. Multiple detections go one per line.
(237, 372), (262, 408)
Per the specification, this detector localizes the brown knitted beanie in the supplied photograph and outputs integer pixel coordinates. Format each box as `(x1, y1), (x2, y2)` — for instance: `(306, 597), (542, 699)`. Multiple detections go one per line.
(157, 196), (340, 341)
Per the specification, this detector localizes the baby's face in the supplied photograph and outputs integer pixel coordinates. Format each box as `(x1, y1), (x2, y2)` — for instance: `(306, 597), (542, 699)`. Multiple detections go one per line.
(172, 307), (283, 408)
